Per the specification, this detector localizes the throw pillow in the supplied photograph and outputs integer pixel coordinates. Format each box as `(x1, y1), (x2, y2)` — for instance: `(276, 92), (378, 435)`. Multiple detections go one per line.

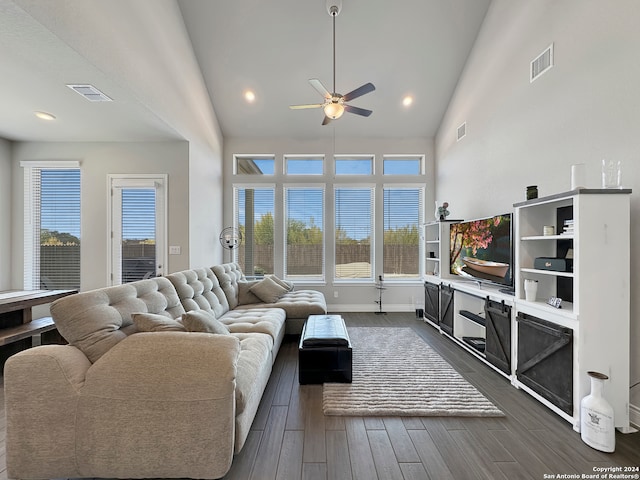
(132, 312), (185, 332)
(268, 274), (294, 292)
(182, 310), (230, 335)
(249, 276), (288, 303)
(238, 280), (262, 305)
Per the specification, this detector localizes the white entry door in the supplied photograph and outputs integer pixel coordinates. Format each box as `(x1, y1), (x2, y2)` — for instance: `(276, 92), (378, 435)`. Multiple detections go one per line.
(109, 175), (167, 285)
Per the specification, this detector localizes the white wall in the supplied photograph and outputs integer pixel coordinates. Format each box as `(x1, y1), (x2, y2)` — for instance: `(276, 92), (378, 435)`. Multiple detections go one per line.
(0, 139), (11, 290)
(11, 141), (191, 291)
(224, 136), (434, 311)
(435, 0), (640, 411)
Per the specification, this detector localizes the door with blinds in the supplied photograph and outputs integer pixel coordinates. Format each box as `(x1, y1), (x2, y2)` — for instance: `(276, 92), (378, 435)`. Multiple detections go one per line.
(109, 175), (167, 285)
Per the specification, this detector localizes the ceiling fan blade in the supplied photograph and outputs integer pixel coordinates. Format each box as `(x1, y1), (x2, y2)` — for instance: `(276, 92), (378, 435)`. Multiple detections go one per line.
(322, 115), (333, 126)
(289, 103), (324, 109)
(343, 82), (376, 102)
(344, 104), (373, 117)
(309, 78), (332, 99)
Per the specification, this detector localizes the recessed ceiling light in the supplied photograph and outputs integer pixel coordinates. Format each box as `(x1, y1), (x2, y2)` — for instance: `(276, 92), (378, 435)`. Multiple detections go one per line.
(244, 90), (256, 103)
(34, 111), (56, 121)
(402, 95), (414, 107)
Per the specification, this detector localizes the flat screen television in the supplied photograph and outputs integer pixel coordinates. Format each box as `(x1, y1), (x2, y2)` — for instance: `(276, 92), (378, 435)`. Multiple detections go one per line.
(449, 213), (513, 288)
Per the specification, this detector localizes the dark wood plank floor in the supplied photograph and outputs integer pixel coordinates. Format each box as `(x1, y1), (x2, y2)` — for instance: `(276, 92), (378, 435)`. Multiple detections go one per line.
(222, 312), (640, 480)
(1, 312), (638, 480)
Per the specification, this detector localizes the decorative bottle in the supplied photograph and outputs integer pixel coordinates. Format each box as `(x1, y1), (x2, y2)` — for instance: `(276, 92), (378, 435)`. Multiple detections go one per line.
(580, 371), (615, 452)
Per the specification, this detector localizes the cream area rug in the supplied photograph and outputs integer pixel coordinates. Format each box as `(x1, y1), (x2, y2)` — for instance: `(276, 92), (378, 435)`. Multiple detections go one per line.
(322, 327), (504, 417)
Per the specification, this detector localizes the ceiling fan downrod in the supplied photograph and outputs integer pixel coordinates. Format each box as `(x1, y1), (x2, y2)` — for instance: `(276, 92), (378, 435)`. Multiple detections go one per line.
(328, 2), (341, 95)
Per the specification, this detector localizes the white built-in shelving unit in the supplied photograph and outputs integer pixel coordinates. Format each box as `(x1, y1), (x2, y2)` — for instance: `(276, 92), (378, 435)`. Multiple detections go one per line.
(424, 189), (633, 434)
(513, 189), (632, 432)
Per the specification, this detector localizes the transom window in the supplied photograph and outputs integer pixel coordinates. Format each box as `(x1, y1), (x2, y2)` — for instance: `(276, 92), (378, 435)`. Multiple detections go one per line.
(284, 155), (323, 175)
(234, 155), (275, 175)
(335, 155), (373, 175)
(383, 155), (423, 175)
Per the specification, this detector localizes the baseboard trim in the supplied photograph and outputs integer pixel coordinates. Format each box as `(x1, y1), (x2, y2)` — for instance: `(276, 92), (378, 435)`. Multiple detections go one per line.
(326, 303), (415, 313)
(629, 403), (640, 431)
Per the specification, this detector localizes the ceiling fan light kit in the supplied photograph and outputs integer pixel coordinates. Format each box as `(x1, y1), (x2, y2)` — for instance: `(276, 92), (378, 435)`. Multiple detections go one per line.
(290, 0), (375, 125)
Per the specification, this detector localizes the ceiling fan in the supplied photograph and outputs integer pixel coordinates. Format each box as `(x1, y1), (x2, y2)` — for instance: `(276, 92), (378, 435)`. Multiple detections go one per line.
(289, 1), (375, 125)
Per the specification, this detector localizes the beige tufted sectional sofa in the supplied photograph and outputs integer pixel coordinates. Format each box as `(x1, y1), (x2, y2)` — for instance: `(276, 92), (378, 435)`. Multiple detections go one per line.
(4, 263), (326, 480)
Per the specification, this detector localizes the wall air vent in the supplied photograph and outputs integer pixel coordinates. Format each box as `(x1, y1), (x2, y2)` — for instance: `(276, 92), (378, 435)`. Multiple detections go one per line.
(530, 44), (554, 83)
(66, 84), (112, 102)
(457, 122), (466, 141)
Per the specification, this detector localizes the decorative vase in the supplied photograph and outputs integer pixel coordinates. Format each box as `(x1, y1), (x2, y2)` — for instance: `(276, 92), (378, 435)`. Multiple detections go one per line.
(601, 159), (622, 189)
(580, 371), (615, 452)
(524, 279), (538, 302)
(435, 201), (449, 221)
(571, 164), (586, 190)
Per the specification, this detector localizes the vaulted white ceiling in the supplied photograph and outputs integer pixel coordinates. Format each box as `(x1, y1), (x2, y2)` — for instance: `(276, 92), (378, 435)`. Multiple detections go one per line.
(0, 0), (491, 142)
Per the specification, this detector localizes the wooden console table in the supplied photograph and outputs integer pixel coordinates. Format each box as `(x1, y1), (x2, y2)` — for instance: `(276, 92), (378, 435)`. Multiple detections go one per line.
(0, 289), (76, 366)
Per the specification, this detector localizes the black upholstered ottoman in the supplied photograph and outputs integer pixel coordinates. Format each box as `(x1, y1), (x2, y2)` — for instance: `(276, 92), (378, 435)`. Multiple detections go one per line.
(299, 315), (352, 384)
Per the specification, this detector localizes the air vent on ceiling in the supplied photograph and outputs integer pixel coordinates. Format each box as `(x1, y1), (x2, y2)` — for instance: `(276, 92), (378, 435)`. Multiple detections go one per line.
(457, 122), (466, 141)
(66, 84), (112, 102)
(530, 44), (554, 83)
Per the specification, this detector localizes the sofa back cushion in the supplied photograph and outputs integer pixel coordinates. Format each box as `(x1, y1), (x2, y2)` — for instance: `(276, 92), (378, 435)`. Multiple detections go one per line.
(211, 263), (246, 310)
(165, 267), (230, 318)
(50, 277), (184, 363)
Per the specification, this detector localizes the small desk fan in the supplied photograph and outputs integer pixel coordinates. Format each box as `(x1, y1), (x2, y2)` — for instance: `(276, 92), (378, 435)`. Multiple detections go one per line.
(219, 227), (243, 262)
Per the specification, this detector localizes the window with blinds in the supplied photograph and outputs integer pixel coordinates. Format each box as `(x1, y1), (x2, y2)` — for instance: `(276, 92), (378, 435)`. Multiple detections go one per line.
(121, 188), (156, 283)
(284, 186), (324, 280)
(382, 186), (424, 279)
(334, 186), (374, 280)
(234, 186), (275, 276)
(23, 163), (81, 290)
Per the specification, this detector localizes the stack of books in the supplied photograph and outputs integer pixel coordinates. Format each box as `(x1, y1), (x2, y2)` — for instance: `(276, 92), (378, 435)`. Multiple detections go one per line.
(562, 219), (574, 235)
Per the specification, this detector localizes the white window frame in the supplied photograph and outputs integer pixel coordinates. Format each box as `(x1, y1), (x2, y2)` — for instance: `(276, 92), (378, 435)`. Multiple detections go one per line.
(283, 183), (325, 282)
(333, 184), (375, 282)
(381, 183), (425, 281)
(382, 154), (425, 175)
(284, 154), (325, 175)
(233, 183), (276, 276)
(334, 154), (374, 176)
(233, 154), (276, 175)
(22, 160), (81, 290)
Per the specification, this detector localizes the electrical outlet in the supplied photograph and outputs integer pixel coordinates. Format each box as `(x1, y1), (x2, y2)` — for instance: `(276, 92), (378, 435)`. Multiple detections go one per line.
(169, 245), (181, 255)
(333, 291), (339, 298)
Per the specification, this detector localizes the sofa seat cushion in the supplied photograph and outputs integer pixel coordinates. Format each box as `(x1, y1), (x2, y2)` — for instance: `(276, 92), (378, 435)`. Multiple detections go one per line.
(50, 277), (185, 363)
(239, 290), (327, 320)
(232, 333), (273, 415)
(219, 308), (286, 342)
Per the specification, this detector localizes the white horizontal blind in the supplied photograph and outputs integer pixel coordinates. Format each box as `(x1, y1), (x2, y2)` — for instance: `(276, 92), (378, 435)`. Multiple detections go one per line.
(334, 186), (374, 280)
(234, 186), (275, 276)
(382, 186), (424, 280)
(23, 166), (81, 290)
(284, 186), (324, 281)
(120, 188), (156, 283)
